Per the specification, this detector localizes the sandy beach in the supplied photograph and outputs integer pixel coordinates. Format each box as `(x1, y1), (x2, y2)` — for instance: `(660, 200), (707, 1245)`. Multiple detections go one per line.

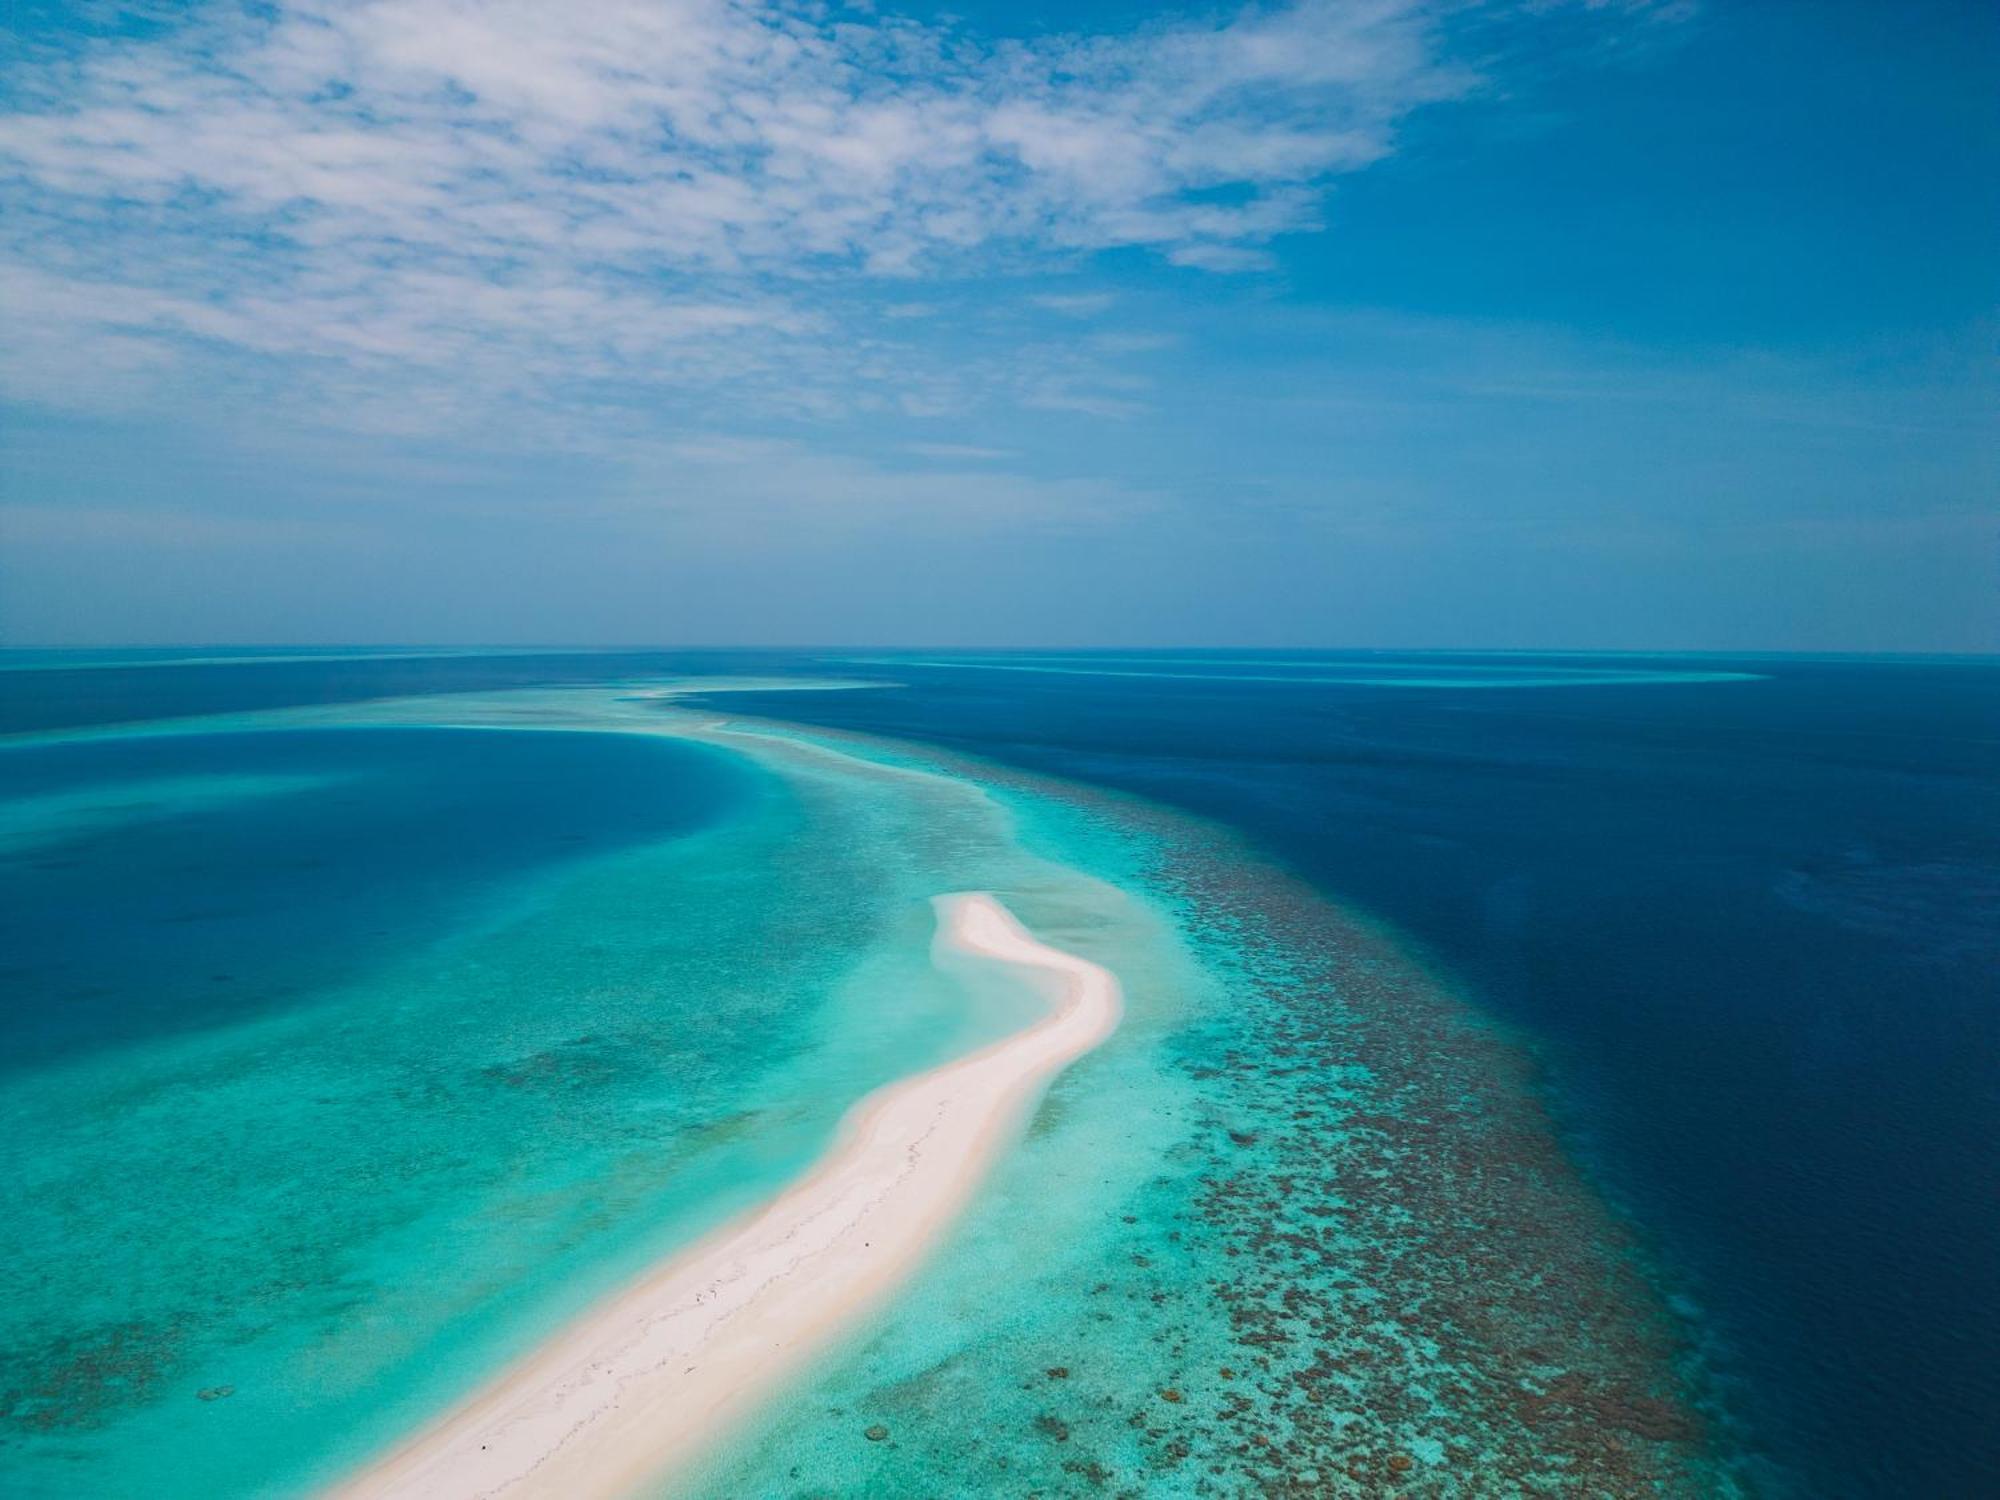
(326, 892), (1122, 1500)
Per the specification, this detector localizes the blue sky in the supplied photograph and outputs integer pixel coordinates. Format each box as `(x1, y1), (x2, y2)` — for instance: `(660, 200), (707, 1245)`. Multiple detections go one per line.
(1, 0), (1993, 649)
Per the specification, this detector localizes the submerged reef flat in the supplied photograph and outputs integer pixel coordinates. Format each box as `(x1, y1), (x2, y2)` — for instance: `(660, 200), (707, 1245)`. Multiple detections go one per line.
(1150, 837), (1730, 1494)
(683, 723), (1748, 1499)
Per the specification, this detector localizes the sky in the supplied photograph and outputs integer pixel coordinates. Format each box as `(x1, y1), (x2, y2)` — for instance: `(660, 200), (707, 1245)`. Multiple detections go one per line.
(0, 0), (1993, 650)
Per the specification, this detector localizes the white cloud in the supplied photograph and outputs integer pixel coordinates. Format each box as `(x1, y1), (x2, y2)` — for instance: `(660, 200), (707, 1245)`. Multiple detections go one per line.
(1021, 385), (1152, 421)
(0, 0), (1469, 429)
(0, 501), (382, 551)
(1168, 242), (1281, 273)
(1030, 293), (1118, 317)
(905, 442), (1013, 461)
(615, 434), (1157, 539)
(1090, 331), (1178, 355)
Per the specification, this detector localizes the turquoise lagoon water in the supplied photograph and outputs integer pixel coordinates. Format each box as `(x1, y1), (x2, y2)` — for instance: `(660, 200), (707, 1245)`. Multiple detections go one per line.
(0, 673), (1744, 1497)
(0, 687), (1083, 1495)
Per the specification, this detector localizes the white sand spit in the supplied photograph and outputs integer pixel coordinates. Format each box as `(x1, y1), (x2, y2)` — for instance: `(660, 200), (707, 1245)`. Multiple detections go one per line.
(328, 892), (1122, 1500)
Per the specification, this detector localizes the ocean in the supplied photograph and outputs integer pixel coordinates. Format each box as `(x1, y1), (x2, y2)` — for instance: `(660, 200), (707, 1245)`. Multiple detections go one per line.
(1, 649), (1992, 1497)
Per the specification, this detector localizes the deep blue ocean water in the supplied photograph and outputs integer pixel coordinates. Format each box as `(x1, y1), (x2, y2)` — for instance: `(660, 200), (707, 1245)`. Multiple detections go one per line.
(0, 726), (748, 1074)
(2, 647), (1993, 1496)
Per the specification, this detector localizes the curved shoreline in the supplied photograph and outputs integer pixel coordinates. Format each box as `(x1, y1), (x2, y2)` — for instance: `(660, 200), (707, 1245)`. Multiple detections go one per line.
(326, 892), (1122, 1500)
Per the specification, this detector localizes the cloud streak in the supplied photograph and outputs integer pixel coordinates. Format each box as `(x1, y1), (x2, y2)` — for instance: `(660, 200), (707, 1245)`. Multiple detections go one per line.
(0, 0), (1467, 424)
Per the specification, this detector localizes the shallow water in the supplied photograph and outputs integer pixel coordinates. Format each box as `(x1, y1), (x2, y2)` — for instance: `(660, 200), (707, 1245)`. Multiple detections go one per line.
(0, 692), (1074, 1495)
(4, 651), (1985, 1496)
(5, 685), (1262, 1496)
